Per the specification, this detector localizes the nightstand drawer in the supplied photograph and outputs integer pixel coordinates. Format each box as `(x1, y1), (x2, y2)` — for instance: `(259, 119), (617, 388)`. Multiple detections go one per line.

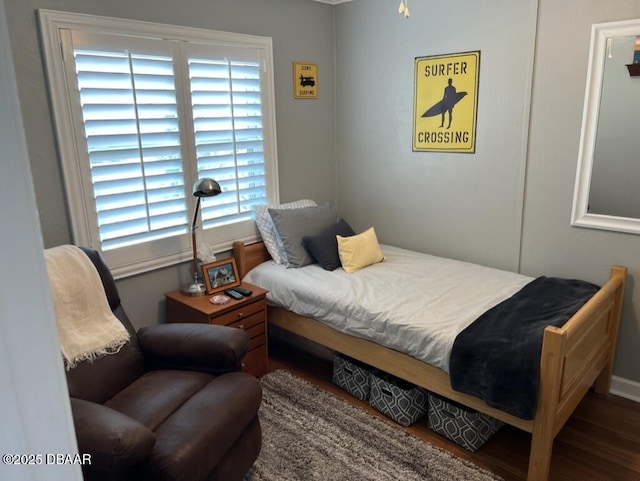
(248, 332), (266, 351)
(226, 311), (264, 331)
(215, 299), (265, 326)
(230, 317), (265, 348)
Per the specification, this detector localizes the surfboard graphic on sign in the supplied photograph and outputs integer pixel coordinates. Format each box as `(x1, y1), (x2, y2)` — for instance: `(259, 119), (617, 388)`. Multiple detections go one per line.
(422, 93), (467, 117)
(413, 51), (480, 153)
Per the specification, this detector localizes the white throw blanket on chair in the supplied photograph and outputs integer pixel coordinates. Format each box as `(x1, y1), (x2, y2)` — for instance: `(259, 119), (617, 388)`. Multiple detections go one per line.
(45, 245), (130, 370)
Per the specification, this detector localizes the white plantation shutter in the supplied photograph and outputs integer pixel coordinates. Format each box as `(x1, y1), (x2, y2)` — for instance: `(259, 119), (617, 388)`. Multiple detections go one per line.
(187, 45), (268, 230)
(70, 32), (189, 251)
(39, 11), (278, 277)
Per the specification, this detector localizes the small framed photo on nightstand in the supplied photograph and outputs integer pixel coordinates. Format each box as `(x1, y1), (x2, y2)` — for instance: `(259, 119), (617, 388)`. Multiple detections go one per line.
(202, 258), (241, 295)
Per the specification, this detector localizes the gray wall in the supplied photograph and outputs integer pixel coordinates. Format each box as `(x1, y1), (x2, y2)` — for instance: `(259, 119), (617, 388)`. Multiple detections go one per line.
(5, 0), (337, 327)
(521, 0), (640, 384)
(335, 0), (538, 272)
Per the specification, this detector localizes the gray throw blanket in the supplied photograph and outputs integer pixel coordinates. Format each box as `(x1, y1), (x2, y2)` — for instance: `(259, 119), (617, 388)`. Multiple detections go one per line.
(449, 276), (599, 420)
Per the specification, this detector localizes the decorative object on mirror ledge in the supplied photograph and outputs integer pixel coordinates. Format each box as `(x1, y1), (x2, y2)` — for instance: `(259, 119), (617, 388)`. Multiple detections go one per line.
(628, 35), (640, 76)
(626, 62), (640, 76)
(182, 178), (221, 296)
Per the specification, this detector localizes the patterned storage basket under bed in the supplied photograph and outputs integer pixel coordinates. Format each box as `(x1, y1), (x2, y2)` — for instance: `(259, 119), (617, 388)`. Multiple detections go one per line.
(332, 352), (372, 401)
(369, 370), (429, 427)
(428, 393), (503, 451)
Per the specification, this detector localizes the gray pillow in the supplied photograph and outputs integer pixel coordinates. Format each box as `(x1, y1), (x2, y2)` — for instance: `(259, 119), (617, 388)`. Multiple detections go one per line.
(252, 199), (316, 265)
(268, 202), (337, 267)
(303, 219), (356, 271)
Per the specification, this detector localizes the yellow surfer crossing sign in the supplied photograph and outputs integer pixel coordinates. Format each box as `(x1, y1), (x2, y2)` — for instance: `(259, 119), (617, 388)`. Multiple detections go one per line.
(413, 51), (480, 153)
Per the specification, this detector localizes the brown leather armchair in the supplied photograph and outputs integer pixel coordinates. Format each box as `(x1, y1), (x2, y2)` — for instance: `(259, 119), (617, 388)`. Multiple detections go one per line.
(66, 248), (262, 481)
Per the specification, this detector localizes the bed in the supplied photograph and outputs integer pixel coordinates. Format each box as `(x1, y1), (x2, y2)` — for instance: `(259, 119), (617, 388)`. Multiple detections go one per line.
(232, 240), (626, 481)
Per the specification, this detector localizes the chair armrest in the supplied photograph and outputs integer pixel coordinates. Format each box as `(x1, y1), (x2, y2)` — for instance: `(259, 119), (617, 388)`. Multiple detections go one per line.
(70, 398), (155, 470)
(137, 323), (250, 374)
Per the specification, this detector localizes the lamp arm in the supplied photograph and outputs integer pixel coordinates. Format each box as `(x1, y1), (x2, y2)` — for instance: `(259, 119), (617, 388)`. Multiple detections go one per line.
(191, 197), (202, 280)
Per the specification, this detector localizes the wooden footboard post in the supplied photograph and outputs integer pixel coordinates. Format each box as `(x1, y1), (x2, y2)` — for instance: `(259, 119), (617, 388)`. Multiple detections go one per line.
(527, 327), (565, 481)
(594, 265), (627, 395)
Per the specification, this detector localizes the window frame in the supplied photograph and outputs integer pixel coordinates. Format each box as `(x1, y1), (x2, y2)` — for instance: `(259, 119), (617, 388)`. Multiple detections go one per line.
(38, 9), (279, 278)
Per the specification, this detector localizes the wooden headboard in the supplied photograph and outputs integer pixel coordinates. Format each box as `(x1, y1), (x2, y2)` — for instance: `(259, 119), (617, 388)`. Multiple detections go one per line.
(233, 241), (271, 278)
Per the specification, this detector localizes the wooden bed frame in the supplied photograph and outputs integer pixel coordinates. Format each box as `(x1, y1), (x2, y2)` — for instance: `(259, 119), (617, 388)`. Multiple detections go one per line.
(233, 240), (627, 481)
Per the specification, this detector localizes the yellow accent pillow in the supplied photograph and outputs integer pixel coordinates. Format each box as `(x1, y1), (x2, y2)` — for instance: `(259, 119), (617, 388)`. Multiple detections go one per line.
(337, 227), (385, 274)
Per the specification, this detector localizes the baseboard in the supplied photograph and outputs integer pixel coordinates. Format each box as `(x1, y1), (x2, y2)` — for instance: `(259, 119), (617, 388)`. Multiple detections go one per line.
(610, 375), (640, 403)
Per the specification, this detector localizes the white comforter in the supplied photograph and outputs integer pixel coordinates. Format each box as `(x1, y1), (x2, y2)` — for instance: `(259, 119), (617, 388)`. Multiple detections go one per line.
(244, 245), (532, 372)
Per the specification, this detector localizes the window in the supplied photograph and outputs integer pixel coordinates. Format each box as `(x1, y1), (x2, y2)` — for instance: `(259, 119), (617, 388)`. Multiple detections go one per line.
(39, 10), (279, 277)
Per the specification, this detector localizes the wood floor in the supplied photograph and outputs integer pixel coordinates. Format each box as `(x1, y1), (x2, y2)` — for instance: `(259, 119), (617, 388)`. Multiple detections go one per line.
(267, 342), (640, 481)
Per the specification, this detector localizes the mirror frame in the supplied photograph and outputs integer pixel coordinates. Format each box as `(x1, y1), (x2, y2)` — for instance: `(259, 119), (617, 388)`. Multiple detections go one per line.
(571, 17), (640, 235)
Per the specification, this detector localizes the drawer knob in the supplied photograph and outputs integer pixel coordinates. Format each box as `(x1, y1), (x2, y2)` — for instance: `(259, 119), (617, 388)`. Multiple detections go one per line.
(241, 362), (245, 368)
(238, 324), (244, 329)
(237, 312), (245, 318)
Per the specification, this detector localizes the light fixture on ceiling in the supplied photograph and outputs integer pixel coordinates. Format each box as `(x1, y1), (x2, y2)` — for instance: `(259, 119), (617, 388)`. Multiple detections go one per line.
(398, 0), (410, 18)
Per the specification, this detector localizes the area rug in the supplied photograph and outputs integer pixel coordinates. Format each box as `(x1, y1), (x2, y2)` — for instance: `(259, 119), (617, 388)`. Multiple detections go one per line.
(244, 370), (503, 481)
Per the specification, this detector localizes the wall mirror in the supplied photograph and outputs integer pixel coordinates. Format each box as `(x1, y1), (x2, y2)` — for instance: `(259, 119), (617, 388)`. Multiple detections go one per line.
(571, 18), (640, 234)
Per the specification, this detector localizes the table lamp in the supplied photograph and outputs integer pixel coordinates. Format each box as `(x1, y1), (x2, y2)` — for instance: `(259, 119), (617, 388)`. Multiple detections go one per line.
(182, 177), (221, 296)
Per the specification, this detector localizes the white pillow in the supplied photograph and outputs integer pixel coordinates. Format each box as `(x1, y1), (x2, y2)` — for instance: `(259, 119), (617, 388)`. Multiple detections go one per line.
(253, 199), (316, 264)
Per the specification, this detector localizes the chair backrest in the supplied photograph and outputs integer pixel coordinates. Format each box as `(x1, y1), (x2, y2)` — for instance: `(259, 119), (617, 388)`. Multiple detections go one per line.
(64, 248), (145, 404)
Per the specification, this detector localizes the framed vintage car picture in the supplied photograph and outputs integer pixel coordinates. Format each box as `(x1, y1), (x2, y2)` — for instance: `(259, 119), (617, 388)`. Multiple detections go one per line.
(202, 258), (241, 295)
(293, 62), (318, 99)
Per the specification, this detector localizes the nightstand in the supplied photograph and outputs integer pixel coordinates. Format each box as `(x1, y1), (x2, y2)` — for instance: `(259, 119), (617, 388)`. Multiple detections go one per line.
(165, 282), (268, 376)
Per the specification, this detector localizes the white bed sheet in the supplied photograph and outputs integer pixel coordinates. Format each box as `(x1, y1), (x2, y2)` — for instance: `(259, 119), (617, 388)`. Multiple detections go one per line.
(244, 245), (532, 372)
